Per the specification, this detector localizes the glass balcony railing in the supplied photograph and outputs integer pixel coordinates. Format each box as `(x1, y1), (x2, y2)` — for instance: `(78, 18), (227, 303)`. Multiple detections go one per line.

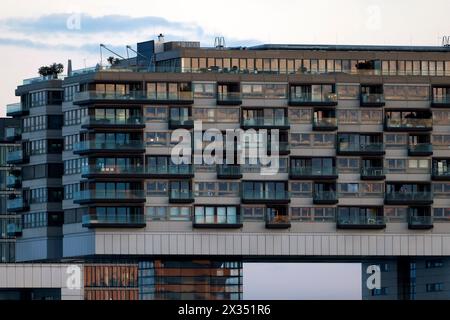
(168, 117), (194, 128)
(7, 198), (28, 211)
(385, 192), (433, 203)
(241, 190), (290, 202)
(82, 214), (146, 227)
(241, 117), (290, 128)
(81, 116), (144, 126)
(147, 165), (193, 176)
(266, 214), (291, 227)
(360, 167), (385, 178)
(408, 143), (433, 155)
(385, 118), (433, 130)
(408, 215), (433, 228)
(5, 127), (21, 140)
(289, 93), (337, 104)
(74, 91), (193, 103)
(268, 141), (290, 153)
(194, 213), (242, 226)
(74, 190), (145, 201)
(6, 175), (21, 188)
(6, 150), (27, 164)
(312, 118), (337, 129)
(81, 165), (145, 175)
(337, 142), (385, 154)
(360, 93), (385, 105)
(290, 167), (337, 177)
(6, 223), (22, 237)
(169, 190), (194, 202)
(217, 165), (242, 177)
(337, 215), (386, 228)
(217, 92), (242, 103)
(432, 96), (450, 106)
(432, 168), (450, 178)
(74, 140), (144, 152)
(313, 191), (338, 202)
(6, 103), (28, 116)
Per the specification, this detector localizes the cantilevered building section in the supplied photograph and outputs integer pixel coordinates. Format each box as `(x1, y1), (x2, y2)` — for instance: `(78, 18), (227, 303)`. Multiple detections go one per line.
(3, 37), (450, 299)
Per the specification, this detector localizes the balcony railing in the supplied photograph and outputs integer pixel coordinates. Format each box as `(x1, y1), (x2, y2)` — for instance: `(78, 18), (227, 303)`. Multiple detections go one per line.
(81, 165), (145, 176)
(431, 96), (450, 107)
(73, 140), (144, 153)
(432, 168), (450, 180)
(5, 127), (21, 141)
(82, 214), (146, 228)
(169, 190), (194, 203)
(74, 91), (194, 104)
(337, 142), (385, 155)
(6, 103), (28, 116)
(193, 213), (242, 228)
(312, 118), (338, 130)
(360, 93), (385, 106)
(408, 215), (434, 229)
(385, 118), (433, 131)
(268, 141), (290, 154)
(265, 214), (291, 229)
(385, 191), (433, 204)
(313, 191), (338, 204)
(74, 190), (145, 202)
(289, 93), (338, 105)
(6, 223), (23, 237)
(6, 175), (21, 188)
(6, 150), (28, 164)
(360, 167), (385, 180)
(168, 117), (194, 129)
(289, 167), (338, 179)
(81, 116), (144, 127)
(217, 92), (242, 105)
(147, 165), (194, 176)
(408, 143), (433, 156)
(241, 190), (290, 203)
(7, 198), (29, 212)
(241, 117), (290, 129)
(217, 165), (242, 179)
(337, 214), (386, 229)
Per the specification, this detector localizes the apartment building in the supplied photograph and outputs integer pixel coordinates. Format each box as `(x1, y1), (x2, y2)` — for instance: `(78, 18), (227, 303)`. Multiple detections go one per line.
(4, 37), (450, 299)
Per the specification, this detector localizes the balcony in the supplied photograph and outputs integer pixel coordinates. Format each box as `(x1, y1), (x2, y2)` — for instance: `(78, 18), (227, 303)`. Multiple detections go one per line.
(360, 167), (385, 181)
(337, 215), (386, 230)
(312, 118), (338, 131)
(289, 93), (338, 107)
(408, 143), (433, 156)
(168, 117), (194, 130)
(268, 141), (290, 155)
(6, 223), (22, 237)
(6, 198), (29, 212)
(6, 103), (28, 117)
(73, 91), (194, 105)
(241, 117), (290, 130)
(217, 165), (242, 179)
(265, 214), (291, 229)
(5, 127), (22, 142)
(360, 93), (385, 107)
(408, 215), (433, 230)
(73, 140), (145, 155)
(81, 165), (146, 179)
(241, 190), (290, 204)
(337, 142), (385, 156)
(169, 190), (195, 204)
(81, 116), (145, 130)
(6, 150), (29, 165)
(193, 213), (243, 229)
(384, 118), (433, 132)
(82, 214), (146, 229)
(216, 92), (242, 106)
(6, 175), (22, 188)
(431, 96), (450, 108)
(313, 191), (338, 205)
(289, 167), (338, 180)
(73, 190), (146, 204)
(147, 165), (194, 179)
(432, 168), (450, 181)
(384, 192), (433, 205)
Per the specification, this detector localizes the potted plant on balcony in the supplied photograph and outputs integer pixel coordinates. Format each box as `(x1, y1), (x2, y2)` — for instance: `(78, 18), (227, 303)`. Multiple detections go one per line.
(38, 63), (64, 79)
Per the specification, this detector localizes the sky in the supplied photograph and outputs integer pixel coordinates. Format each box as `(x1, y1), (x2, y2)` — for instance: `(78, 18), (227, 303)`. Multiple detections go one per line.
(1, 0), (450, 113)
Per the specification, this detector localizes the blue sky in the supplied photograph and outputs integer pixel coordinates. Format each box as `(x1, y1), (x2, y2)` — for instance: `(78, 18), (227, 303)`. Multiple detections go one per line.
(1, 0), (450, 112)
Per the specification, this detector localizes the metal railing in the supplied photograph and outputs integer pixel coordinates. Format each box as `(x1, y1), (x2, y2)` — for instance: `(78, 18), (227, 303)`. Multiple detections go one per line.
(337, 214), (386, 226)
(290, 167), (337, 177)
(242, 190), (290, 201)
(74, 91), (193, 102)
(385, 118), (433, 129)
(81, 116), (144, 126)
(338, 143), (385, 153)
(360, 93), (385, 104)
(241, 117), (289, 127)
(82, 214), (146, 226)
(74, 190), (145, 201)
(360, 167), (385, 177)
(74, 140), (144, 152)
(385, 192), (433, 202)
(290, 92), (337, 103)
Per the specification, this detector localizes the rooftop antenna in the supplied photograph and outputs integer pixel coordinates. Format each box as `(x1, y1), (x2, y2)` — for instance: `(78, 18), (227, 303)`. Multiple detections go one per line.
(442, 36), (450, 47)
(214, 36), (226, 49)
(100, 44), (126, 67)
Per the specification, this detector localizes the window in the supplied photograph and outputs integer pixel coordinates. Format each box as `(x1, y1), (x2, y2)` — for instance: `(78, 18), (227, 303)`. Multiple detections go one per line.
(426, 260), (444, 268)
(433, 207), (450, 221)
(146, 181), (168, 196)
(64, 183), (80, 200)
(64, 158), (88, 175)
(290, 182), (312, 197)
(146, 132), (169, 147)
(194, 206), (239, 224)
(337, 85), (360, 99)
(64, 134), (80, 151)
(371, 288), (389, 296)
(64, 108), (88, 126)
(145, 106), (167, 121)
(337, 158), (360, 173)
(289, 108), (311, 123)
(385, 159), (406, 173)
(241, 206), (265, 220)
(291, 133), (311, 147)
(426, 283), (444, 292)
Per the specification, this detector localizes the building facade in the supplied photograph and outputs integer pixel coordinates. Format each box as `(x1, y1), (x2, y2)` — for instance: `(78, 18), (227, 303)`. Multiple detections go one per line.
(4, 38), (450, 299)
